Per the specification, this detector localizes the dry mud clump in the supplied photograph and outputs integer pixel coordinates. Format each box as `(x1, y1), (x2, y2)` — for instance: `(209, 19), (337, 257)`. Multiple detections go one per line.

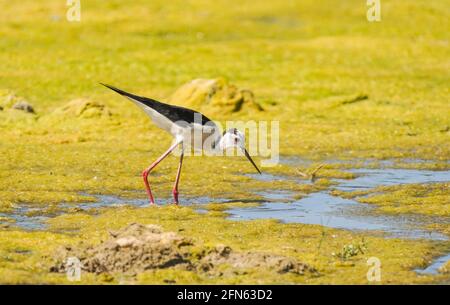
(51, 223), (315, 277)
(168, 78), (263, 115)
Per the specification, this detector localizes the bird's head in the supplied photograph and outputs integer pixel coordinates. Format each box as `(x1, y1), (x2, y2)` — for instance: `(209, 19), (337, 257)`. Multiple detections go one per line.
(220, 128), (261, 174)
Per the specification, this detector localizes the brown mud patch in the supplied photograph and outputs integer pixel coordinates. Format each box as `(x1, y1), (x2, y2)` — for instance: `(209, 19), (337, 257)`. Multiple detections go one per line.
(51, 223), (315, 277)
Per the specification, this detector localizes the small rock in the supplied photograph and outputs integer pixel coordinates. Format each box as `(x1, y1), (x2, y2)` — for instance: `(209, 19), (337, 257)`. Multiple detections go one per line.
(12, 101), (35, 113)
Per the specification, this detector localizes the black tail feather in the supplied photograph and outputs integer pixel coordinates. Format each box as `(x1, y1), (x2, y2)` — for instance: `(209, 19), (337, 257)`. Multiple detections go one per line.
(100, 83), (133, 97)
(100, 83), (159, 109)
(100, 83), (213, 125)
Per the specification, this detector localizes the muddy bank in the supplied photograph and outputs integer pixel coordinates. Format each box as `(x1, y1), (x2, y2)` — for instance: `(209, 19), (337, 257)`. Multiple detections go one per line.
(51, 223), (316, 278)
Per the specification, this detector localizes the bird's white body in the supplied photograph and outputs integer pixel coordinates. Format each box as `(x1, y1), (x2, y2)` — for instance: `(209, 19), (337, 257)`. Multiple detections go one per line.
(128, 96), (221, 153)
(129, 98), (174, 134)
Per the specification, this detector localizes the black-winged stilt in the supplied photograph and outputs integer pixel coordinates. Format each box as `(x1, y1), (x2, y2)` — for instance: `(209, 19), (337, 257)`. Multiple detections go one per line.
(101, 84), (261, 205)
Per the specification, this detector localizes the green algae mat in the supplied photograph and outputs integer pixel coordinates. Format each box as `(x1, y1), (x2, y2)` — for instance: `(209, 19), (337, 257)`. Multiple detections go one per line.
(0, 0), (449, 284)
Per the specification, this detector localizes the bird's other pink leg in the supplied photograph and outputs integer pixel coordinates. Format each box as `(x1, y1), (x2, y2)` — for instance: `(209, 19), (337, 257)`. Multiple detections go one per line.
(142, 141), (180, 205)
(172, 147), (184, 205)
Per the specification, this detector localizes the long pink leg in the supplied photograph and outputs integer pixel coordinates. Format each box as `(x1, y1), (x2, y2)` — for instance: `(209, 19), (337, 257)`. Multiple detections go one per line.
(142, 141), (181, 205)
(172, 147), (184, 205)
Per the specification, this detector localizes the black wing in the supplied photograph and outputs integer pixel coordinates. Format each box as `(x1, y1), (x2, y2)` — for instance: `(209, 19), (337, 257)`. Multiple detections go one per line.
(100, 83), (213, 126)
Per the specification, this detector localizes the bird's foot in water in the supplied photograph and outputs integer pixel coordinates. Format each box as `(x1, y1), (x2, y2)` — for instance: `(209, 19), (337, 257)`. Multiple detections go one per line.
(172, 190), (180, 205)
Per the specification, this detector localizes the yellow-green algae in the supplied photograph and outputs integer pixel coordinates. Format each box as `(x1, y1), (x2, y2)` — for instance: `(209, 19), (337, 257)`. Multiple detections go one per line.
(0, 0), (449, 284)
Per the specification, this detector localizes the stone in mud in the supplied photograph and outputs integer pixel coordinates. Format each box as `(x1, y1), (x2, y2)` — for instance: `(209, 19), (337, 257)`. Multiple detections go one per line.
(53, 98), (111, 118)
(50, 223), (316, 277)
(12, 101), (35, 113)
(0, 90), (34, 113)
(168, 78), (263, 115)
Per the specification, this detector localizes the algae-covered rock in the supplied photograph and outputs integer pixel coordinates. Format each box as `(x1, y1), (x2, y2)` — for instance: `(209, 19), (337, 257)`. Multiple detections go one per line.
(12, 101), (35, 113)
(0, 89), (35, 114)
(53, 98), (111, 118)
(168, 78), (263, 115)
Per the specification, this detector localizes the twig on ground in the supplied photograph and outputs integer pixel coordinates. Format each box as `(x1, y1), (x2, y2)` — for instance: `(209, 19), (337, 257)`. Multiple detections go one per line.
(296, 163), (325, 182)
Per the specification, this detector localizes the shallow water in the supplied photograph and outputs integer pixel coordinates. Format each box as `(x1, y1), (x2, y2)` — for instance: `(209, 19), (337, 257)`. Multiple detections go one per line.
(2, 168), (449, 238)
(279, 156), (450, 168)
(415, 253), (450, 275)
(243, 172), (301, 183)
(1, 195), (224, 231)
(64, 194), (222, 209)
(228, 168), (450, 240)
(0, 211), (48, 230)
(334, 169), (450, 191)
(228, 167), (450, 275)
(227, 191), (448, 240)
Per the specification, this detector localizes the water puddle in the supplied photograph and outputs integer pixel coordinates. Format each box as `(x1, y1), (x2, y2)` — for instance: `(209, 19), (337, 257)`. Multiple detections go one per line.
(228, 167), (450, 276)
(415, 253), (450, 275)
(2, 168), (448, 237)
(279, 156), (450, 168)
(1, 195), (225, 231)
(227, 191), (448, 240)
(255, 190), (294, 202)
(0, 211), (48, 230)
(243, 173), (300, 182)
(63, 194), (222, 209)
(227, 168), (449, 241)
(334, 169), (450, 191)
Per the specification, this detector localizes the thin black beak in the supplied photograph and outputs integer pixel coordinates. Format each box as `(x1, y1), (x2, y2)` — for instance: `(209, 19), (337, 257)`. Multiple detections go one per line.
(244, 148), (261, 174)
